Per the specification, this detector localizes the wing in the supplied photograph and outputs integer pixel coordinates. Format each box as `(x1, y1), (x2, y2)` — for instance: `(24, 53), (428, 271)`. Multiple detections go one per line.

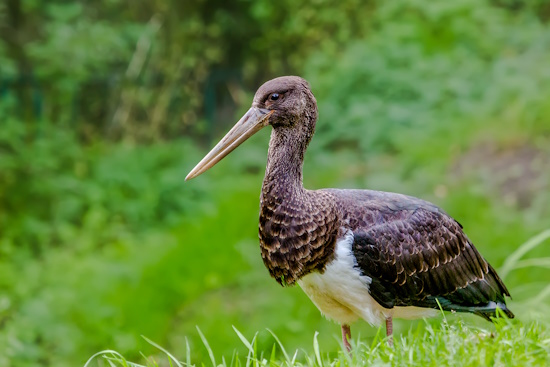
(351, 207), (514, 320)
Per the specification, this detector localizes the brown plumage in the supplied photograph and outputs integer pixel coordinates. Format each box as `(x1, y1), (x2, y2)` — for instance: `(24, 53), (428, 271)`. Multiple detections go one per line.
(186, 76), (514, 351)
(259, 187), (339, 285)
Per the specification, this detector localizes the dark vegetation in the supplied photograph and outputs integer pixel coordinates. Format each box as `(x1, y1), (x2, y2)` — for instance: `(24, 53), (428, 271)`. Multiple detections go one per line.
(1, 0), (549, 366)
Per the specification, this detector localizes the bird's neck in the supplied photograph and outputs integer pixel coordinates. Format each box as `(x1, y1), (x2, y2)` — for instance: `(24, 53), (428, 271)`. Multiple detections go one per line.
(259, 126), (339, 286)
(262, 127), (308, 200)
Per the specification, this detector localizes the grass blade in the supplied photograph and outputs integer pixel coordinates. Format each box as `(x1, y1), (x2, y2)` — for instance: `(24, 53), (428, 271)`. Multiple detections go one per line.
(232, 326), (255, 354)
(84, 350), (136, 367)
(532, 284), (550, 304)
(266, 328), (291, 364)
(291, 349), (298, 365)
(269, 343), (277, 365)
(313, 332), (323, 367)
(185, 337), (192, 367)
(500, 229), (550, 280)
(196, 326), (217, 367)
(142, 335), (183, 367)
(232, 326), (257, 367)
(508, 257), (550, 271)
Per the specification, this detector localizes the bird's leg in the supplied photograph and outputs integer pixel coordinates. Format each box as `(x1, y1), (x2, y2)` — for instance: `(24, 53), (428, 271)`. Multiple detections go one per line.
(386, 316), (393, 346)
(341, 324), (352, 352)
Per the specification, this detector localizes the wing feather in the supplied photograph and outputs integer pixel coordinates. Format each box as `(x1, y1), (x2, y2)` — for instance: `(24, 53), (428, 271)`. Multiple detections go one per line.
(351, 207), (514, 319)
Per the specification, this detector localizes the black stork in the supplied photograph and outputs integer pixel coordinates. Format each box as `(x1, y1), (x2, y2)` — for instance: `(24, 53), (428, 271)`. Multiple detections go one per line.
(186, 76), (514, 351)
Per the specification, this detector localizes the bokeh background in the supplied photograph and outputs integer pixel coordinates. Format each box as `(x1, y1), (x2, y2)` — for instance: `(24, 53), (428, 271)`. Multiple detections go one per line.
(1, 0), (550, 366)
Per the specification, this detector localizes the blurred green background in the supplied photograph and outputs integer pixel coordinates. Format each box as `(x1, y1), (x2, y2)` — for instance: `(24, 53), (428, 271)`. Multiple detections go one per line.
(1, 0), (550, 366)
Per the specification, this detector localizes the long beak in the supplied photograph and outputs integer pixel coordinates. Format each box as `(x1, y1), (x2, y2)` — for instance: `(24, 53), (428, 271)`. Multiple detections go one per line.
(186, 107), (273, 181)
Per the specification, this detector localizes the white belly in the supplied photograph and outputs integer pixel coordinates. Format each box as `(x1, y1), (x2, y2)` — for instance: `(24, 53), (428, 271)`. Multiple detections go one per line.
(298, 230), (437, 326)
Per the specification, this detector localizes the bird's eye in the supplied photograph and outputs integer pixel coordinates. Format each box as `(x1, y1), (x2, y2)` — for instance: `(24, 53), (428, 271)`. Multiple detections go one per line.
(270, 93), (279, 101)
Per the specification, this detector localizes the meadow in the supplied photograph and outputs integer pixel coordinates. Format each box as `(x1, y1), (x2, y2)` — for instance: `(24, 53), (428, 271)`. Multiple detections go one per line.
(1, 0), (550, 366)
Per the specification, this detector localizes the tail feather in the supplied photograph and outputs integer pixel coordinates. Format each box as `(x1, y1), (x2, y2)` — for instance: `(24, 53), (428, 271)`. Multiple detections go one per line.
(473, 302), (515, 322)
(434, 297), (515, 321)
(430, 263), (515, 322)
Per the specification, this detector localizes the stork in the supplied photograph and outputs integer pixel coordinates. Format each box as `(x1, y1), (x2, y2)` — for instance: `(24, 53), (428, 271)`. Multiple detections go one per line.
(186, 76), (514, 351)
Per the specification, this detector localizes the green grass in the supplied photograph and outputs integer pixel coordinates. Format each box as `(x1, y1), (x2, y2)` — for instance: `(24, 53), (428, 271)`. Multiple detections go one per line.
(85, 318), (550, 367)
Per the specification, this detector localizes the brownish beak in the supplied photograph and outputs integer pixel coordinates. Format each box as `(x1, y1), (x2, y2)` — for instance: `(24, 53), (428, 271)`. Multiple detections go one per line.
(185, 107), (273, 181)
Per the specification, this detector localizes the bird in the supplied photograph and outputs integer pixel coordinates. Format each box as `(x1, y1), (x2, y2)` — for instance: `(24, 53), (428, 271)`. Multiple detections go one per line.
(186, 76), (514, 351)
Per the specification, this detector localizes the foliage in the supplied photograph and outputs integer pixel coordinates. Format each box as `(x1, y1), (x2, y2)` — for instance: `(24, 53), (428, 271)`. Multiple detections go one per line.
(0, 121), (220, 365)
(307, 0), (550, 157)
(1, 0), (377, 140)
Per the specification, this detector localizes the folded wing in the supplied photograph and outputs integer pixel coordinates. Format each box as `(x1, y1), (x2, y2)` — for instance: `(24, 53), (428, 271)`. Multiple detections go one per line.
(351, 207), (514, 320)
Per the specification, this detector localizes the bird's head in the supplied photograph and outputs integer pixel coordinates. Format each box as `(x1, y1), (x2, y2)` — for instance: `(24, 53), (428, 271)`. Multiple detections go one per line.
(186, 76), (317, 180)
(253, 76), (317, 128)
